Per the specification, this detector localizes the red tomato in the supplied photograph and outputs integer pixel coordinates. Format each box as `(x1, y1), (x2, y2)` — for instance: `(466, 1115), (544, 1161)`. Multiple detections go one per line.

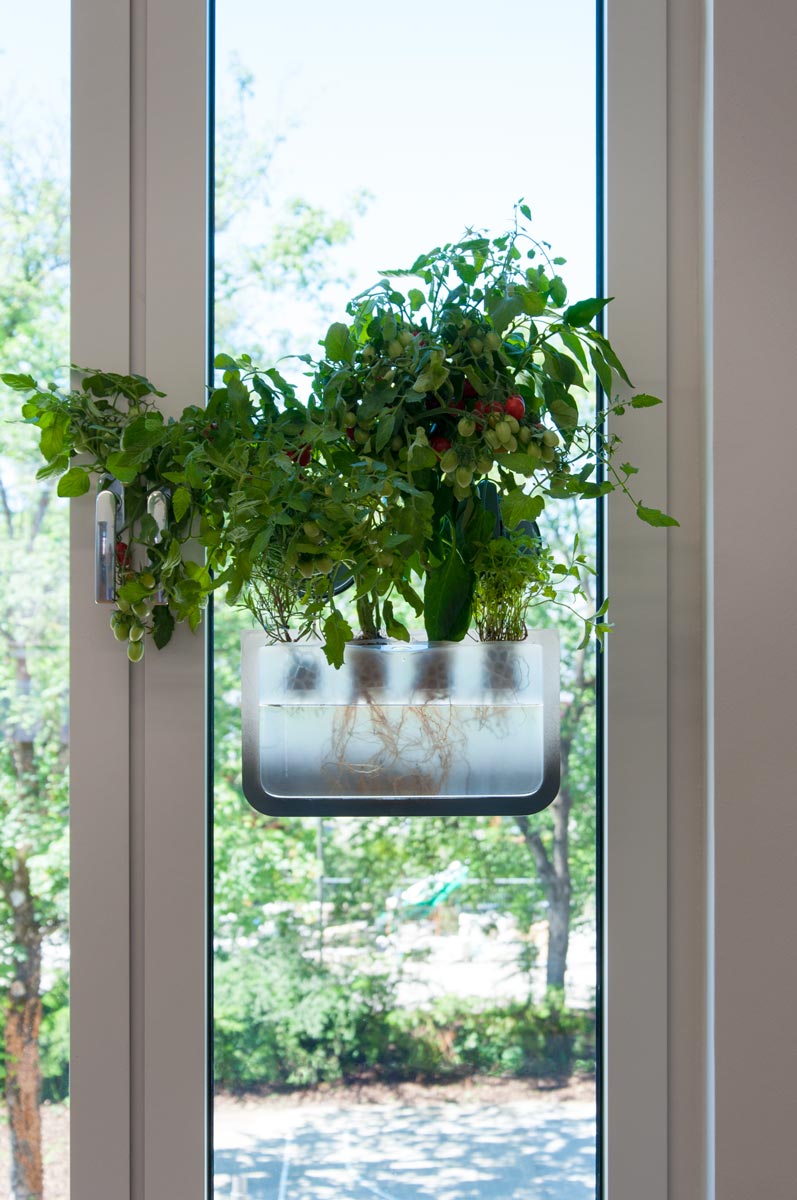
(505, 394), (525, 420)
(430, 436), (452, 455)
(115, 541), (129, 568)
(463, 380), (478, 400)
(288, 444), (312, 465)
(345, 427), (356, 441)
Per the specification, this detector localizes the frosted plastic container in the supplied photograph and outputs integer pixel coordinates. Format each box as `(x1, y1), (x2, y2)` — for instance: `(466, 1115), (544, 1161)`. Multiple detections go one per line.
(241, 632), (560, 816)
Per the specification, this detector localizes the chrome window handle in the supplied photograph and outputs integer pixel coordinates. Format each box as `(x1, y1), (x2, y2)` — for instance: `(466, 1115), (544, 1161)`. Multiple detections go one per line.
(146, 489), (170, 602)
(95, 478), (125, 603)
(146, 488), (169, 543)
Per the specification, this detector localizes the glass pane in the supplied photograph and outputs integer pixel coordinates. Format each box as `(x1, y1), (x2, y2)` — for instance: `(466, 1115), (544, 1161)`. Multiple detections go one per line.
(0, 5), (71, 1198)
(212, 3), (598, 1196)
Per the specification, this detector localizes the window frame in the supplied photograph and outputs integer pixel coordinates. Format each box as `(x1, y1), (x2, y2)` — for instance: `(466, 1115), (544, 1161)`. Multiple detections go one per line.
(68, 0), (691, 1196)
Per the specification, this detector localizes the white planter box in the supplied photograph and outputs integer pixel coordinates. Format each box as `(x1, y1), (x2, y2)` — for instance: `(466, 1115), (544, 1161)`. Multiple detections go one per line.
(241, 631), (560, 816)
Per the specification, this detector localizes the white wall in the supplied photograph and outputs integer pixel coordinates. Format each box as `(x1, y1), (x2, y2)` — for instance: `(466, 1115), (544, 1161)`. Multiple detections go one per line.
(711, 1), (797, 1196)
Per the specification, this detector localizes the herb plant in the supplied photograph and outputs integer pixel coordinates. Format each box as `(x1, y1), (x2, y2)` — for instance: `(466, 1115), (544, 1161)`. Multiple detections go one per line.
(4, 211), (676, 665)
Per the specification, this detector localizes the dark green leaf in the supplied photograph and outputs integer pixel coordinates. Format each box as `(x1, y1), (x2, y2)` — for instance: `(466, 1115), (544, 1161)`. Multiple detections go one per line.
(383, 599), (410, 642)
(394, 577), (424, 615)
(105, 451), (142, 484)
(563, 296), (612, 327)
(152, 604), (175, 649)
(629, 393), (662, 408)
(424, 541), (474, 642)
(374, 411), (396, 453)
(589, 346), (613, 394)
(322, 610), (354, 669)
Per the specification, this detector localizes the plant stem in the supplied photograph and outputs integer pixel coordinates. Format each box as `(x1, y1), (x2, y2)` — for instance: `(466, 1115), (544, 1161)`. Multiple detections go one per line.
(356, 592), (382, 640)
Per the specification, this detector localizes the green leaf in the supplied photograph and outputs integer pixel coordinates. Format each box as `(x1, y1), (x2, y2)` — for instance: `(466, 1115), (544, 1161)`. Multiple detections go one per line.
(322, 609), (353, 669)
(424, 541), (474, 642)
(500, 452), (542, 477)
(620, 462), (639, 475)
(56, 466), (91, 498)
(152, 604), (175, 649)
(172, 487), (192, 524)
(501, 489), (545, 530)
(412, 361), (449, 393)
(488, 294), (526, 335)
(383, 599), (410, 642)
(118, 580), (150, 604)
(589, 346), (613, 394)
(1, 372), (37, 391)
(558, 328), (588, 368)
(408, 288), (425, 312)
(549, 276), (568, 307)
(374, 411), (396, 453)
(563, 296), (612, 327)
(591, 332), (633, 385)
(547, 394), (579, 433)
(394, 576), (424, 616)
(637, 504), (679, 527)
(214, 353), (237, 369)
(40, 414), (70, 461)
(106, 451), (142, 484)
(324, 322), (353, 363)
(629, 393), (663, 408)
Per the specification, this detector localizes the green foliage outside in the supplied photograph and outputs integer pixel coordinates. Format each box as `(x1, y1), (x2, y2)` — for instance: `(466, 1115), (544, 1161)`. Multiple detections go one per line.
(213, 940), (594, 1092)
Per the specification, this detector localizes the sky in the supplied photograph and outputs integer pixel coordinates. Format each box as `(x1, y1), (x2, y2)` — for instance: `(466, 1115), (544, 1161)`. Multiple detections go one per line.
(215, 0), (597, 320)
(0, 0), (596, 341)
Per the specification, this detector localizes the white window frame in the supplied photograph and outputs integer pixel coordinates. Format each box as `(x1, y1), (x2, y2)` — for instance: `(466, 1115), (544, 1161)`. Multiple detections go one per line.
(68, 0), (710, 1196)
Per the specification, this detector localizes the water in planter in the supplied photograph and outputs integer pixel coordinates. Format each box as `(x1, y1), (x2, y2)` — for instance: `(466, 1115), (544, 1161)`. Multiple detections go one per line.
(259, 699), (545, 799)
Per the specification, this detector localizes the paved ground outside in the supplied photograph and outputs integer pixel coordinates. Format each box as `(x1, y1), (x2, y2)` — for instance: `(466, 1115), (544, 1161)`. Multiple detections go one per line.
(214, 1095), (596, 1199)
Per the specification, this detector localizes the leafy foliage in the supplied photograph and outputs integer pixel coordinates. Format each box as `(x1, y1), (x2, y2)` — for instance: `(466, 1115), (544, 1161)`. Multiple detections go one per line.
(6, 211), (674, 664)
(213, 938), (594, 1090)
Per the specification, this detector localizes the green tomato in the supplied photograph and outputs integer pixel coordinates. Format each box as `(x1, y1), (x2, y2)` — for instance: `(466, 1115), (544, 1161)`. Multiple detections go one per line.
(303, 521), (322, 540)
(475, 455), (493, 474)
(505, 414), (520, 434)
(468, 338), (484, 355)
(140, 572), (157, 590)
(127, 640), (145, 663)
(495, 420), (513, 445)
(390, 435), (403, 452)
(112, 619), (131, 642)
(129, 624), (145, 643)
(455, 465), (474, 489)
(343, 410), (358, 428)
(484, 331), (501, 352)
(457, 417), (476, 438)
(543, 429), (560, 448)
(440, 449), (460, 474)
(388, 339), (403, 359)
(399, 330), (414, 347)
(518, 426), (532, 445)
(132, 601), (150, 620)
